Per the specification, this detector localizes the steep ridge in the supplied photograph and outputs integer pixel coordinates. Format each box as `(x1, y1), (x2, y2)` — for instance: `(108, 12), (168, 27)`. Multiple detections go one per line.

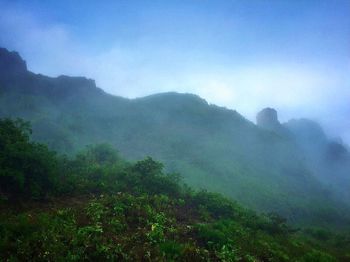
(0, 47), (349, 227)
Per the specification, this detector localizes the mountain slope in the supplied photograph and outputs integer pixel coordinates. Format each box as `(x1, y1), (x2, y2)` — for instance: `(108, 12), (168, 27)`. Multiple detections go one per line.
(0, 47), (349, 227)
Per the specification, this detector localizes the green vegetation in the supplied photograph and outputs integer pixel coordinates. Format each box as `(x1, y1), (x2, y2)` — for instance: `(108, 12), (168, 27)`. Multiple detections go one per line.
(1, 118), (350, 261)
(0, 118), (59, 200)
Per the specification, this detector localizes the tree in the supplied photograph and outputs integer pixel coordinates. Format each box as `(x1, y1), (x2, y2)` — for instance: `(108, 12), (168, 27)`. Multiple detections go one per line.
(0, 118), (58, 199)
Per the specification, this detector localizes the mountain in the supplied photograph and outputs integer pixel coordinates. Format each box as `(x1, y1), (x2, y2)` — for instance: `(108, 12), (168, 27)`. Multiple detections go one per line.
(285, 119), (350, 201)
(0, 47), (349, 227)
(257, 106), (350, 203)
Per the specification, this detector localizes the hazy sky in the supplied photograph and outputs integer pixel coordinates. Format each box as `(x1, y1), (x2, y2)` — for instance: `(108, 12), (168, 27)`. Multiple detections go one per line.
(0, 0), (349, 142)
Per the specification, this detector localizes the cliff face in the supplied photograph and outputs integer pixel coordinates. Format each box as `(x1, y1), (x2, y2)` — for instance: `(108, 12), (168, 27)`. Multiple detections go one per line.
(256, 107), (290, 137)
(256, 108), (280, 129)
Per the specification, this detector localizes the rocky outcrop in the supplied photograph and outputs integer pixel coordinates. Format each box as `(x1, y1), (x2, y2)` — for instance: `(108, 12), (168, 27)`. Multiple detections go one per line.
(0, 48), (28, 76)
(256, 108), (283, 132)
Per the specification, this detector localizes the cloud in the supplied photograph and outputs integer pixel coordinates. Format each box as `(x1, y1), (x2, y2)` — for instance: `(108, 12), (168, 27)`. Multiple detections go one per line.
(0, 6), (88, 76)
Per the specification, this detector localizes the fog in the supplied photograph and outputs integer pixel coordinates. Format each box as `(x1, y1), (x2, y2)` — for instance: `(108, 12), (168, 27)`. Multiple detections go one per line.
(0, 0), (349, 142)
(2, 2), (350, 258)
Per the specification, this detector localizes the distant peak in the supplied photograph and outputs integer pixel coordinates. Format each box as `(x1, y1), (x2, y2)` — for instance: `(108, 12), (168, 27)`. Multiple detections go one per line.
(0, 47), (28, 75)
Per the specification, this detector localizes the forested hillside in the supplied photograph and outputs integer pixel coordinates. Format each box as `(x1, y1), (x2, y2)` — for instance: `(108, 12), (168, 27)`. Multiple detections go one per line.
(1, 118), (350, 261)
(0, 47), (349, 228)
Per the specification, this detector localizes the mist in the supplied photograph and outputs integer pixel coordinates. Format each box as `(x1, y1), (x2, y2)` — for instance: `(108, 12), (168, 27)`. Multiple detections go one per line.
(1, 0), (349, 143)
(2, 1), (350, 260)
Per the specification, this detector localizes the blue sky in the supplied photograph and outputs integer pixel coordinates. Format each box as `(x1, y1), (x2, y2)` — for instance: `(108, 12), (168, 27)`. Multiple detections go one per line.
(0, 0), (349, 142)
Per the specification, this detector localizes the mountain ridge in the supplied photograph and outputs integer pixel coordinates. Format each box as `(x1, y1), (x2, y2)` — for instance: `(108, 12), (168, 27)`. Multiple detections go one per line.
(1, 47), (349, 228)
